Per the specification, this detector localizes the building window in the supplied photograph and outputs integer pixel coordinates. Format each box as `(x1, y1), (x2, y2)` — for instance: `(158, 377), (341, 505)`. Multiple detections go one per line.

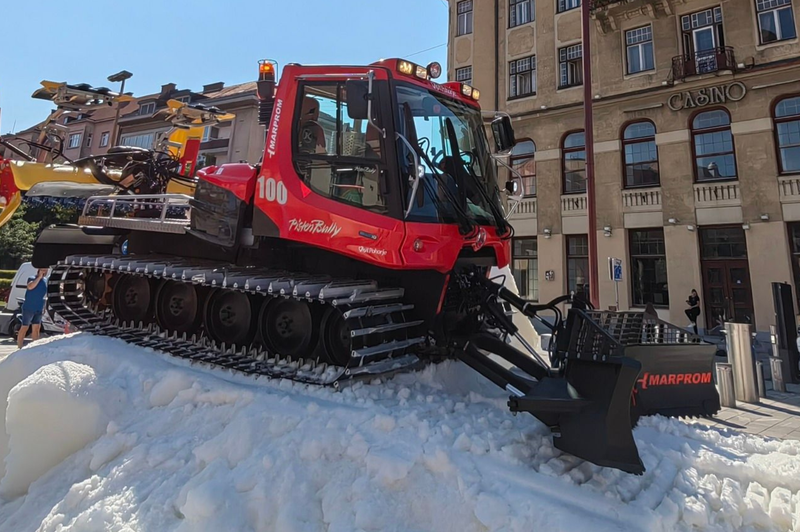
(510, 139), (536, 196)
(139, 102), (156, 116)
(680, 7), (726, 75)
(566, 235), (589, 296)
(455, 66), (473, 85)
(630, 229), (669, 306)
(510, 0), (535, 27)
(68, 133), (82, 149)
(176, 95), (191, 104)
(99, 132), (110, 147)
(557, 0), (580, 12)
(623, 121), (659, 188)
(202, 126), (220, 142)
(788, 223), (800, 308)
(558, 44), (583, 89)
(692, 109), (737, 181)
(756, 0), (797, 44)
(512, 238), (538, 301)
(457, 0), (473, 36)
(626, 26), (655, 74)
(509, 56), (536, 98)
(119, 132), (156, 149)
(775, 95), (800, 174)
(562, 131), (586, 194)
(85, 134), (93, 148)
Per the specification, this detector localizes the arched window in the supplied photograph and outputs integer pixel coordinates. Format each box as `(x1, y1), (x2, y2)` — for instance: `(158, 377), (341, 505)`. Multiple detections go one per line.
(622, 121), (659, 188)
(562, 131), (586, 194)
(510, 140), (536, 196)
(775, 96), (800, 174)
(692, 109), (737, 181)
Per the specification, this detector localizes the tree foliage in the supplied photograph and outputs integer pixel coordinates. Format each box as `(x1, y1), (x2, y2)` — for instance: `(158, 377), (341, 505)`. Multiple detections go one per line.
(0, 201), (80, 270)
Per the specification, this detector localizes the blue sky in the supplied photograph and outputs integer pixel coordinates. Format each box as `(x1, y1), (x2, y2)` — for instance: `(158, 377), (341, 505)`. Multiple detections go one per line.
(0, 0), (449, 134)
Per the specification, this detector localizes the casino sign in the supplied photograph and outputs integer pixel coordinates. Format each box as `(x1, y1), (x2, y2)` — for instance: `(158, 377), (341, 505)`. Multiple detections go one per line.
(667, 82), (747, 111)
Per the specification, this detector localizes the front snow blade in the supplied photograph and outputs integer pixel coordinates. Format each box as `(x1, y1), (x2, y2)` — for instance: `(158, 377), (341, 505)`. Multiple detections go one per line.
(509, 357), (645, 475)
(628, 343), (720, 420)
(459, 340), (645, 475)
(568, 311), (721, 421)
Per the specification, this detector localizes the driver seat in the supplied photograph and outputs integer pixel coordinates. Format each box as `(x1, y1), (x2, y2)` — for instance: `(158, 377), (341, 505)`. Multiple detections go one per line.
(298, 97), (327, 154)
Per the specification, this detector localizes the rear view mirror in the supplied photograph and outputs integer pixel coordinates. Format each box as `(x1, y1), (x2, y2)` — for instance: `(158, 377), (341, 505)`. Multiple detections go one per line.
(345, 80), (369, 120)
(491, 115), (516, 153)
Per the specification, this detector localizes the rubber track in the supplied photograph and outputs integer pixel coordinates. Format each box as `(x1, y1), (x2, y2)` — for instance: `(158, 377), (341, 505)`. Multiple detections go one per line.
(48, 256), (427, 387)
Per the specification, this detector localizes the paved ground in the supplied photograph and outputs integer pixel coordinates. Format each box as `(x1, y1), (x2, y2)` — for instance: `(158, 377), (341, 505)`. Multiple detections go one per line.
(696, 384), (800, 440)
(2, 334), (800, 441)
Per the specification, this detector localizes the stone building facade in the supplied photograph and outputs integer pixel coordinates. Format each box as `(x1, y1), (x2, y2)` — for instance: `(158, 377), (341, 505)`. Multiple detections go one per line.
(448, 0), (800, 333)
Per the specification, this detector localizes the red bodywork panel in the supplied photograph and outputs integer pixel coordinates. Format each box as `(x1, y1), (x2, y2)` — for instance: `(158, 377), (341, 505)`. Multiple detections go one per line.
(197, 163), (258, 202)
(0, 158), (19, 204)
(197, 63), (510, 274)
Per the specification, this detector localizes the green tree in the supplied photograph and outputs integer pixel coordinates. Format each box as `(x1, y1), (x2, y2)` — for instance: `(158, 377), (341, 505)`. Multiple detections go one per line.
(0, 205), (38, 269)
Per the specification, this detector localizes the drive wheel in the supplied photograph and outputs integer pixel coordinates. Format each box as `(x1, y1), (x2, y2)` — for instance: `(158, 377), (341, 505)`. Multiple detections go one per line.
(156, 282), (200, 334)
(260, 298), (314, 359)
(205, 290), (254, 346)
(112, 275), (152, 324)
(84, 271), (107, 307)
(320, 307), (351, 366)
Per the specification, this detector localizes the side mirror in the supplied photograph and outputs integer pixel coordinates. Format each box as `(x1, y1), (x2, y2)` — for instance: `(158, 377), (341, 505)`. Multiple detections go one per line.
(491, 115), (516, 153)
(345, 80), (369, 120)
(505, 180), (520, 196)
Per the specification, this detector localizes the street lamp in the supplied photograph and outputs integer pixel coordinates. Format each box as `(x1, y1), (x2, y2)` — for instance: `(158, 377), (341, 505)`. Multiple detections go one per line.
(108, 70), (133, 147)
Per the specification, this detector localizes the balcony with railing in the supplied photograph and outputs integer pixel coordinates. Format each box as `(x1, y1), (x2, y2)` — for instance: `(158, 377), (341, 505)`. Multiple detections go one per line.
(508, 197), (537, 221)
(779, 176), (800, 203)
(622, 187), (662, 212)
(561, 194), (587, 216)
(671, 47), (736, 82)
(694, 181), (741, 208)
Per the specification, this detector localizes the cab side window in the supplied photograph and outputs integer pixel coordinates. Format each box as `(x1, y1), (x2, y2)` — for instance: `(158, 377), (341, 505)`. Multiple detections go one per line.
(295, 82), (386, 213)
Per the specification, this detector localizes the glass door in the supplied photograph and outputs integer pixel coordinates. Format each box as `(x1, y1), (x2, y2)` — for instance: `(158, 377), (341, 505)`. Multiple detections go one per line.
(693, 27), (718, 73)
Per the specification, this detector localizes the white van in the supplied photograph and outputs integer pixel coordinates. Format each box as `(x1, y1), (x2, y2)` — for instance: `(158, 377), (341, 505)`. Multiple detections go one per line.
(0, 262), (65, 336)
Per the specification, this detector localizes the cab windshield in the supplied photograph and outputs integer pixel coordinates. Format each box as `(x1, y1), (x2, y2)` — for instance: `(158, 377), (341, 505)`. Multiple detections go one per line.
(394, 82), (504, 228)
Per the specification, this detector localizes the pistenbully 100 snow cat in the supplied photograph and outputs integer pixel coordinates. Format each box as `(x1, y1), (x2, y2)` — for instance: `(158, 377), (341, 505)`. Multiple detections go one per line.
(32, 59), (720, 474)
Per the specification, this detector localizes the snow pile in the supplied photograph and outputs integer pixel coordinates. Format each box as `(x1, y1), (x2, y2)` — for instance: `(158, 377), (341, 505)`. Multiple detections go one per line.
(0, 335), (799, 531)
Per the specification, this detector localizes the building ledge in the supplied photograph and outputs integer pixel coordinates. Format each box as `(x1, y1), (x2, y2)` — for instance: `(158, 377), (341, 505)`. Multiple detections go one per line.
(561, 193), (587, 217)
(622, 187), (662, 213)
(508, 197), (537, 221)
(694, 181), (741, 208)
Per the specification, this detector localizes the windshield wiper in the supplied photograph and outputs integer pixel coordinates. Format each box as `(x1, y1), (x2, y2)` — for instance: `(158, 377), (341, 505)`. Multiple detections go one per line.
(443, 118), (510, 236)
(400, 103), (475, 235)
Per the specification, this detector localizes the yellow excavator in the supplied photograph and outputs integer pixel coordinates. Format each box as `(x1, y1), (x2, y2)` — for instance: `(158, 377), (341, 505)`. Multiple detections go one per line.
(0, 81), (234, 227)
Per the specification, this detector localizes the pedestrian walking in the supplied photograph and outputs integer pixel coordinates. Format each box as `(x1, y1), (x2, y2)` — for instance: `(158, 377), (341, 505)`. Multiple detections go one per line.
(685, 289), (701, 336)
(17, 268), (48, 349)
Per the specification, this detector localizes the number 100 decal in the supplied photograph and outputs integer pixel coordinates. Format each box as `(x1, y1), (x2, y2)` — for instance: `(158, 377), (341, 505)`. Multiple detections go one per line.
(257, 176), (287, 204)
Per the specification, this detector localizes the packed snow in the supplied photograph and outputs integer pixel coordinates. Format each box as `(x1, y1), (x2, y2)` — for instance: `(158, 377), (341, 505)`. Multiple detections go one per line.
(0, 335), (799, 531)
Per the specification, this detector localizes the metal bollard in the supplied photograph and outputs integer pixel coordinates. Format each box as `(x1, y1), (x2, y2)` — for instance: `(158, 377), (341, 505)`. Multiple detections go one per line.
(771, 357), (787, 392)
(725, 322), (760, 403)
(717, 363), (736, 408)
(756, 361), (766, 398)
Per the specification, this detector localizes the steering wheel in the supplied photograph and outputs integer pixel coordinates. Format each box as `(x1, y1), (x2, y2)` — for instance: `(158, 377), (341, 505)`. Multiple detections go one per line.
(417, 137), (430, 155)
(460, 151), (475, 168)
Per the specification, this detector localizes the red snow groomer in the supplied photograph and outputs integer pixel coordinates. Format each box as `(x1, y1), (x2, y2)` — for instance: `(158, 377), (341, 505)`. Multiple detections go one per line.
(33, 59), (719, 475)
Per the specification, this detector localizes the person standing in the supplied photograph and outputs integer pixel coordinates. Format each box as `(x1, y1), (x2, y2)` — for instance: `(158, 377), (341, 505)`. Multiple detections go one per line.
(17, 268), (49, 349)
(685, 289), (701, 335)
